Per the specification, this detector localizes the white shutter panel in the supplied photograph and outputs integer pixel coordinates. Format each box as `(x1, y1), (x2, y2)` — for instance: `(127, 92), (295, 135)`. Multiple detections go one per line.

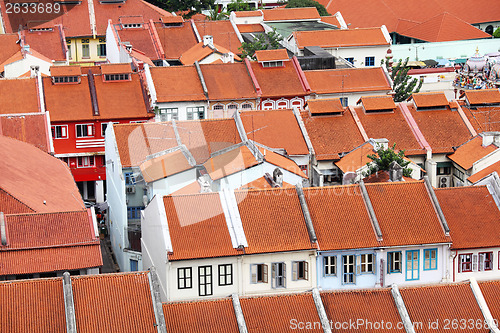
(479, 253), (485, 271)
(458, 255), (463, 273)
(251, 265), (257, 284)
(271, 263), (276, 288)
(356, 255), (361, 275)
(292, 262), (298, 281)
(472, 254), (479, 272)
(283, 263), (287, 288)
(61, 126), (67, 138)
(263, 264), (268, 283)
(305, 262), (309, 280)
(87, 124), (93, 136)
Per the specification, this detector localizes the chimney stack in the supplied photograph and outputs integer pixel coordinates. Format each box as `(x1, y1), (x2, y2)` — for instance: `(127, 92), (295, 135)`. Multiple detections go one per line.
(273, 168), (283, 187)
(389, 161), (403, 182)
(203, 35), (214, 48)
(481, 132), (500, 147)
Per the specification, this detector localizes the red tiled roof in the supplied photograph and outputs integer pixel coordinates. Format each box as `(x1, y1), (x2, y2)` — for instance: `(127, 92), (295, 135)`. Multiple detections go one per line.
(0, 136), (84, 213)
(236, 24), (265, 33)
(335, 142), (374, 173)
(478, 280), (500, 323)
(0, 113), (51, 153)
(406, 103), (473, 154)
(305, 68), (392, 94)
(363, 171), (416, 183)
(100, 63), (132, 75)
(262, 148), (307, 178)
(238, 177), (294, 190)
(151, 65), (206, 102)
(436, 186), (500, 250)
(0, 34), (21, 70)
(169, 180), (201, 195)
(262, 7), (320, 21)
(240, 293), (322, 333)
(399, 12), (491, 42)
(200, 62), (257, 100)
(24, 27), (66, 61)
(235, 188), (314, 254)
(250, 60), (306, 98)
(115, 27), (161, 61)
(72, 272), (158, 333)
(359, 95), (396, 111)
(203, 146), (259, 180)
(448, 136), (497, 170)
(0, 78), (40, 114)
(180, 42), (240, 65)
(163, 299), (239, 333)
(464, 89), (500, 105)
(353, 105), (424, 156)
(234, 10), (263, 18)
(400, 283), (487, 333)
(155, 22), (199, 60)
(321, 289), (405, 333)
(194, 20), (242, 55)
(365, 181), (451, 246)
(306, 98), (345, 115)
(467, 160), (500, 183)
(50, 65), (82, 76)
(0, 189), (34, 214)
(410, 92), (449, 108)
(140, 149), (193, 182)
(255, 49), (289, 62)
(240, 109), (309, 156)
(304, 185), (381, 250)
(301, 110), (364, 160)
(294, 28), (389, 49)
(0, 278), (66, 332)
(164, 194), (240, 260)
(460, 104), (500, 133)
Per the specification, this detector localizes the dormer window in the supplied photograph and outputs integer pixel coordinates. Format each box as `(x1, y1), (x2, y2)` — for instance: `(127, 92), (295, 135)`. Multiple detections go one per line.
(100, 63), (133, 82)
(255, 49), (289, 68)
(358, 96), (396, 114)
(29, 27), (53, 32)
(104, 73), (130, 81)
(49, 65), (82, 84)
(53, 76), (80, 84)
(410, 92), (449, 111)
(262, 61), (283, 68)
(122, 23), (143, 29)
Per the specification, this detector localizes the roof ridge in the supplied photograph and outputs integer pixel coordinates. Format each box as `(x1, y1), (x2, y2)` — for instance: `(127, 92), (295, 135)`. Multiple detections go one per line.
(2, 241), (101, 251)
(435, 184), (487, 191)
(0, 188), (36, 213)
(4, 209), (86, 217)
(364, 179), (425, 187)
(70, 271), (148, 280)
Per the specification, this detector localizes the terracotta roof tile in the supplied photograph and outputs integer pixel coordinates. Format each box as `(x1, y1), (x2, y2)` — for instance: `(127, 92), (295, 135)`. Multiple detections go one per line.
(115, 27), (161, 61)
(0, 78), (40, 114)
(235, 188), (314, 254)
(359, 95), (396, 111)
(0, 113), (50, 153)
(250, 60), (306, 98)
(24, 27), (66, 61)
(50, 66), (82, 76)
(321, 289), (405, 333)
(363, 171), (416, 183)
(236, 24), (265, 33)
(306, 98), (345, 115)
(234, 10), (263, 17)
(203, 146), (259, 180)
(399, 12), (491, 42)
(301, 110), (364, 160)
(238, 176), (294, 190)
(400, 283), (487, 333)
(140, 149), (193, 182)
(406, 103), (473, 154)
(150, 65), (206, 102)
(240, 109), (309, 156)
(0, 34), (21, 69)
(163, 299), (239, 333)
(194, 20), (242, 55)
(155, 22), (199, 60)
(0, 278), (66, 332)
(305, 68), (392, 94)
(180, 42), (240, 65)
(72, 272), (158, 333)
(0, 189), (34, 214)
(460, 104), (500, 133)
(448, 136), (497, 170)
(164, 194), (240, 260)
(365, 181), (451, 246)
(169, 180), (201, 195)
(100, 63), (132, 75)
(464, 89), (500, 105)
(262, 7), (320, 21)
(304, 185), (381, 250)
(411, 92), (449, 108)
(467, 160), (500, 183)
(294, 28), (389, 49)
(335, 141), (374, 173)
(241, 293), (322, 332)
(436, 186), (500, 249)
(354, 105), (424, 156)
(0, 136), (84, 213)
(255, 49), (289, 62)
(200, 62), (257, 100)
(478, 280), (500, 322)
(262, 148), (307, 178)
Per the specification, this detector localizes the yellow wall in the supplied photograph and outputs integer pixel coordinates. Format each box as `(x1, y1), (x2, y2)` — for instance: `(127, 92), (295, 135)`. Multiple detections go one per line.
(66, 36), (107, 65)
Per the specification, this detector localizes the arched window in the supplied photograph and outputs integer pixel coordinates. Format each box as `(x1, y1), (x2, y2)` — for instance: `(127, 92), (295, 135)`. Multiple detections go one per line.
(486, 25), (494, 35)
(276, 99), (289, 109)
(241, 103), (253, 110)
(226, 104), (238, 116)
(262, 100), (275, 110)
(290, 98), (303, 109)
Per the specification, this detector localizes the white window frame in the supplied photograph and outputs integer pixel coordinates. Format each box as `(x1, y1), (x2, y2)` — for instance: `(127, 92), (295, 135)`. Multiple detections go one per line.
(360, 253), (374, 274)
(262, 99), (275, 110)
(292, 261), (308, 281)
(77, 156), (95, 168)
(76, 124), (94, 138)
(271, 262), (286, 289)
(342, 255), (356, 284)
(187, 106), (205, 120)
(101, 122), (119, 137)
(52, 125), (68, 139)
(276, 99), (289, 109)
(250, 263), (268, 284)
(323, 256), (336, 276)
(159, 108), (178, 121)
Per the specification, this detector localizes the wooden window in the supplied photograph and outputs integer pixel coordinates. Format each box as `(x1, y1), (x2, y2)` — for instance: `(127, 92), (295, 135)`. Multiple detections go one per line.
(361, 254), (374, 273)
(323, 256), (336, 276)
(292, 261), (308, 281)
(388, 251), (402, 273)
(342, 255), (355, 284)
(51, 125), (68, 139)
(271, 262), (286, 288)
(218, 264), (232, 286)
(178, 267), (192, 289)
(198, 266), (213, 296)
(424, 248), (438, 270)
(250, 264), (268, 283)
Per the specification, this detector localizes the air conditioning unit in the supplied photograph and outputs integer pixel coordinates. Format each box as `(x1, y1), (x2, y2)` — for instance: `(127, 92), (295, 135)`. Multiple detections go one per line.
(439, 176), (451, 188)
(126, 185), (136, 194)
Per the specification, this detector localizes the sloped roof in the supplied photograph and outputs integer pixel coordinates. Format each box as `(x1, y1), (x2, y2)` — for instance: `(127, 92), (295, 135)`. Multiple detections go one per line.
(0, 78), (40, 114)
(0, 34), (21, 71)
(436, 186), (500, 250)
(164, 194), (240, 261)
(305, 68), (392, 94)
(255, 49), (289, 62)
(203, 146), (260, 180)
(464, 89), (500, 105)
(0, 113), (51, 153)
(240, 293), (322, 333)
(365, 181), (451, 247)
(467, 160), (500, 183)
(399, 12), (491, 42)
(194, 20), (242, 55)
(234, 10), (263, 18)
(0, 189), (34, 214)
(410, 92), (449, 108)
(294, 28), (389, 49)
(261, 148), (307, 178)
(24, 26), (67, 61)
(150, 65), (206, 102)
(140, 149), (193, 182)
(363, 171), (416, 183)
(0, 136), (84, 213)
(321, 288), (405, 333)
(262, 7), (320, 21)
(235, 187), (314, 254)
(0, 278), (66, 332)
(304, 185), (381, 251)
(306, 98), (344, 115)
(301, 109), (364, 160)
(359, 95), (396, 111)
(240, 109), (309, 156)
(200, 62), (257, 101)
(163, 299), (239, 333)
(180, 42), (240, 65)
(448, 136), (497, 170)
(335, 141), (376, 173)
(250, 60), (306, 98)
(236, 24), (265, 33)
(115, 26), (162, 61)
(460, 104), (500, 133)
(71, 272), (158, 332)
(154, 22), (199, 60)
(238, 177), (294, 190)
(478, 280), (500, 323)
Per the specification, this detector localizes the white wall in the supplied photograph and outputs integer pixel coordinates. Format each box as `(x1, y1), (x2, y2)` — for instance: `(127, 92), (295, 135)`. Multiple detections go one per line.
(4, 55), (53, 78)
(452, 247), (500, 283)
(154, 101), (208, 121)
(148, 169), (198, 196)
(313, 89), (391, 107)
(472, 148), (500, 174)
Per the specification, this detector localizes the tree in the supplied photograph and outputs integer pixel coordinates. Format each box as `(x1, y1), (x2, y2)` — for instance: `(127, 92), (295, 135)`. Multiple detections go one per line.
(239, 28), (283, 60)
(148, 0), (215, 19)
(363, 143), (412, 177)
(285, 0), (330, 16)
(493, 27), (500, 38)
(207, 5), (228, 20)
(387, 57), (423, 102)
(227, 0), (252, 12)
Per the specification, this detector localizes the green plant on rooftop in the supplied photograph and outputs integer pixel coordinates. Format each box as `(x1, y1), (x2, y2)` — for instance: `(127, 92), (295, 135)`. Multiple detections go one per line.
(386, 57), (423, 102)
(285, 0), (331, 16)
(363, 143), (412, 177)
(493, 27), (500, 38)
(227, 0), (253, 11)
(150, 0), (215, 18)
(239, 28), (283, 60)
(207, 5), (229, 20)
